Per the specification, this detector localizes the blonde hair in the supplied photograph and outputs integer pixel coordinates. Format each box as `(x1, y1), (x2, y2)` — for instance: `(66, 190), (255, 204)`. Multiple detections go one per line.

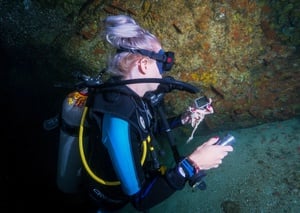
(103, 15), (161, 77)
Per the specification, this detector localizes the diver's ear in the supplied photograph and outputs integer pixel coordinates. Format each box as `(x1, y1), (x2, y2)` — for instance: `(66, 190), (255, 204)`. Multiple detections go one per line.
(138, 58), (148, 75)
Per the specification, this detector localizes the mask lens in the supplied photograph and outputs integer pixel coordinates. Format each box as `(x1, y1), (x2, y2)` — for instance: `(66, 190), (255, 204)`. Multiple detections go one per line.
(156, 49), (175, 74)
(163, 51), (174, 71)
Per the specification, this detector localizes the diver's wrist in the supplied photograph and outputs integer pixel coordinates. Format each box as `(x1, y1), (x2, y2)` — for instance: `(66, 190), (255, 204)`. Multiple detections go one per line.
(178, 158), (196, 178)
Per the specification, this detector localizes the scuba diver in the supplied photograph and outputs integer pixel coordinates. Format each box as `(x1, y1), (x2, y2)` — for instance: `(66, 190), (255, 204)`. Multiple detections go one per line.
(50, 15), (233, 212)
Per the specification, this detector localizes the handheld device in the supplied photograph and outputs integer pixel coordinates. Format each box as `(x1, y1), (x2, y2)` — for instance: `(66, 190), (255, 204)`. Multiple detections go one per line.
(194, 96), (210, 109)
(189, 134), (236, 191)
(215, 134), (236, 146)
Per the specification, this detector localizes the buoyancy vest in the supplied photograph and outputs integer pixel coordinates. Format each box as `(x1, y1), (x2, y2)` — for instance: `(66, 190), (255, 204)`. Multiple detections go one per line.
(91, 85), (153, 137)
(81, 84), (158, 204)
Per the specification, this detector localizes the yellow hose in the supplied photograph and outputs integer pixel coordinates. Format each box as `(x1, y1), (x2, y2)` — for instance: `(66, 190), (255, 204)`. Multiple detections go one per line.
(79, 106), (147, 186)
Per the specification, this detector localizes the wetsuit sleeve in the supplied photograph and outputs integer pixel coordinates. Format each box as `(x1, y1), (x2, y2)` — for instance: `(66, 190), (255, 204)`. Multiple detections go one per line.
(102, 114), (141, 195)
(131, 167), (187, 211)
(167, 115), (184, 129)
(156, 115), (183, 134)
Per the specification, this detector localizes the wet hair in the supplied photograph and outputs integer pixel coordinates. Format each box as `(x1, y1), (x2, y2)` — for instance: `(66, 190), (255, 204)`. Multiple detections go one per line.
(103, 15), (161, 77)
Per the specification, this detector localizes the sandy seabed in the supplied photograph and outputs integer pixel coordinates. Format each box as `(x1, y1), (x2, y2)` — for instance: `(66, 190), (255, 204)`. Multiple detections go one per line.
(123, 116), (300, 213)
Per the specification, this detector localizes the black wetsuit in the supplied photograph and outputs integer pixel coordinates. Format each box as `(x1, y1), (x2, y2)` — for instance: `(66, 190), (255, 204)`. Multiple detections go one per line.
(82, 83), (188, 212)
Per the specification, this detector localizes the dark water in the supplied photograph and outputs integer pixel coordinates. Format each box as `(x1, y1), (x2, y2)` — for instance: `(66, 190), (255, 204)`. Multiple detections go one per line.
(4, 44), (87, 212)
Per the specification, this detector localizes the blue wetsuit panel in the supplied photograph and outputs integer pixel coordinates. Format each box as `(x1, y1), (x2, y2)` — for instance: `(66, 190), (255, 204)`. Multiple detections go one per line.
(102, 114), (140, 195)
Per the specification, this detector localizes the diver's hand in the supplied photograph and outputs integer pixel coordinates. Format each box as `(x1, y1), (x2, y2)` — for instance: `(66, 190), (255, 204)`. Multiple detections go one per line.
(187, 137), (233, 172)
(181, 98), (214, 127)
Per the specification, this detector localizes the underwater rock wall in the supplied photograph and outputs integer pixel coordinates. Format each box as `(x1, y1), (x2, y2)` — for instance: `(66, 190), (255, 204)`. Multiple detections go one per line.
(2, 0), (299, 132)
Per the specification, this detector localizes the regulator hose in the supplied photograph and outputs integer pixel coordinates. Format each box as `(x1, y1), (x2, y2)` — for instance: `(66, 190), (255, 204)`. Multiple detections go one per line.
(78, 106), (147, 186)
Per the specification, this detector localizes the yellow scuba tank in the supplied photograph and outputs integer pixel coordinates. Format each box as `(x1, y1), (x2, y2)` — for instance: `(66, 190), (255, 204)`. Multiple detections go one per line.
(57, 89), (88, 193)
